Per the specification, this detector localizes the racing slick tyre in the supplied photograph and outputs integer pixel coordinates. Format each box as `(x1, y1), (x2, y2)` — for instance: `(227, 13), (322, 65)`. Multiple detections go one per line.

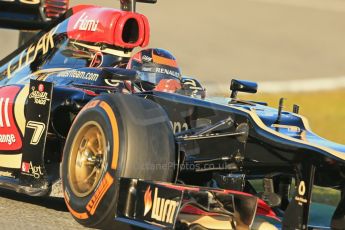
(61, 94), (175, 229)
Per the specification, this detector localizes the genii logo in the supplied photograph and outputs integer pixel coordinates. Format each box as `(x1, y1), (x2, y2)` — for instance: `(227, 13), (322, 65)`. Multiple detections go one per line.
(29, 86), (50, 106)
(0, 86), (22, 151)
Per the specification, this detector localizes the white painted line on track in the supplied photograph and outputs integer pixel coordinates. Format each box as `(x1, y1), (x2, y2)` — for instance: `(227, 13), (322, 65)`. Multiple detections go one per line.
(259, 76), (345, 93)
(205, 76), (345, 95)
(248, 0), (345, 13)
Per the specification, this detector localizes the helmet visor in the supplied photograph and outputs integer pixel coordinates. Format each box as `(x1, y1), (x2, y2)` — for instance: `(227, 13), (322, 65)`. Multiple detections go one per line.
(138, 71), (179, 84)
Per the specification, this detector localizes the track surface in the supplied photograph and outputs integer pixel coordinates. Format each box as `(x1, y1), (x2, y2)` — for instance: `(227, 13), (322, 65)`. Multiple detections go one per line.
(0, 0), (344, 229)
(0, 188), (86, 230)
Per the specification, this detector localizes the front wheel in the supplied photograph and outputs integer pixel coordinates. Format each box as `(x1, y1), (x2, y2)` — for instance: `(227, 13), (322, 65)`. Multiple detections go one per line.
(61, 94), (175, 228)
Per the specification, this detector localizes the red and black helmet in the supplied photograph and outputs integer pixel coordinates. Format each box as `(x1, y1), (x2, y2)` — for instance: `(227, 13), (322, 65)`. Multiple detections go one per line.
(127, 48), (182, 85)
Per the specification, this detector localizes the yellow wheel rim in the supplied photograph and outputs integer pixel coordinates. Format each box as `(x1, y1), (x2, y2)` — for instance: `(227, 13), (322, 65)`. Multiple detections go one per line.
(68, 121), (107, 197)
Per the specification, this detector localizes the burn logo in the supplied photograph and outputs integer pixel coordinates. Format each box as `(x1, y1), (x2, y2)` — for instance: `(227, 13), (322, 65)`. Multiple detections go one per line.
(143, 186), (179, 224)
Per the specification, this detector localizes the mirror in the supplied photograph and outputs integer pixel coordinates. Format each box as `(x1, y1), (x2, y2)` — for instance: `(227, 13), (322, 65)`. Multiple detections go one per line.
(230, 79), (258, 98)
(101, 68), (138, 81)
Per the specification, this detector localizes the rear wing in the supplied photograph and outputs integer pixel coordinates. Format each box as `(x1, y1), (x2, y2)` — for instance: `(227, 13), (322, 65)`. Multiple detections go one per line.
(120, 0), (157, 12)
(0, 0), (157, 30)
(0, 0), (68, 30)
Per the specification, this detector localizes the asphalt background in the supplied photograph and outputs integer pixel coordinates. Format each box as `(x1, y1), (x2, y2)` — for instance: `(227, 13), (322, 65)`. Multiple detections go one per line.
(1, 0), (345, 84)
(0, 0), (344, 229)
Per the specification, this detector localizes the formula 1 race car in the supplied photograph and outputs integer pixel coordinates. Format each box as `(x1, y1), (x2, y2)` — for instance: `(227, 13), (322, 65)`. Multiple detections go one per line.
(0, 0), (345, 229)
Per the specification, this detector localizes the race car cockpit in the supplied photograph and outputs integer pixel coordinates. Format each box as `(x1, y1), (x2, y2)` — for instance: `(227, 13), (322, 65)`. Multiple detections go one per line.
(127, 48), (206, 98)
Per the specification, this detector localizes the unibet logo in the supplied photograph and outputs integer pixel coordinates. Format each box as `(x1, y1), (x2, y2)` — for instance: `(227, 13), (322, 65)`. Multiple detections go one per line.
(144, 187), (179, 224)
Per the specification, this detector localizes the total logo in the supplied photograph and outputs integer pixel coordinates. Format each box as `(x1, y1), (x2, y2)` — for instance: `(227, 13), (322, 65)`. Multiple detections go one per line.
(143, 186), (179, 224)
(29, 84), (50, 105)
(74, 12), (99, 32)
(21, 161), (43, 179)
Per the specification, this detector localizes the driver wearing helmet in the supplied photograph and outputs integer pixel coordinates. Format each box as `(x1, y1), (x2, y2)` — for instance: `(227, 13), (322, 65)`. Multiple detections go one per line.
(127, 48), (182, 93)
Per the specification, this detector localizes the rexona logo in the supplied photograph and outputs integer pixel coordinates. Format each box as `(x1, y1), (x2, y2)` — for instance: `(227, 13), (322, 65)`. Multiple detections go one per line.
(0, 86), (22, 151)
(74, 12), (99, 32)
(29, 84), (50, 105)
(143, 186), (179, 224)
(21, 161), (43, 179)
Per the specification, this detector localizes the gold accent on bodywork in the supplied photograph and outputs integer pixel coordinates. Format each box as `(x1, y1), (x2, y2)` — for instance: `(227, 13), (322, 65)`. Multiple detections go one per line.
(271, 124), (301, 133)
(71, 41), (131, 58)
(295, 114), (312, 131)
(0, 153), (22, 168)
(229, 105), (345, 161)
(179, 214), (234, 230)
(17, 68), (70, 84)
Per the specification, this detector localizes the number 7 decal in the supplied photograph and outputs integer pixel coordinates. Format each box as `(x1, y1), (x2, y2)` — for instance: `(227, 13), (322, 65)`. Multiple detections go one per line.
(26, 121), (46, 145)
